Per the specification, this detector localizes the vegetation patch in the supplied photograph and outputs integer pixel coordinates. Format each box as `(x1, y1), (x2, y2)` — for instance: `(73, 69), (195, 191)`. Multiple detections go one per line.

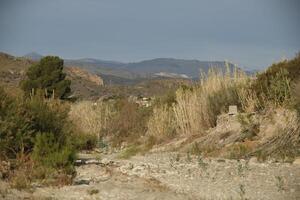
(117, 145), (141, 159)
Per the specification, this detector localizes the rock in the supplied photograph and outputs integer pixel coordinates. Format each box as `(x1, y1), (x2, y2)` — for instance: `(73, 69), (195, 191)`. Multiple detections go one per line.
(132, 165), (145, 173)
(75, 159), (84, 166)
(119, 163), (134, 174)
(292, 158), (300, 165)
(101, 158), (113, 165)
(0, 161), (10, 179)
(73, 179), (91, 185)
(228, 105), (238, 115)
(249, 157), (258, 164)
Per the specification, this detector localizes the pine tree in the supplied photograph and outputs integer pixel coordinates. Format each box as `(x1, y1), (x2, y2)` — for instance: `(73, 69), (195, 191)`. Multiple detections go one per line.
(21, 56), (71, 99)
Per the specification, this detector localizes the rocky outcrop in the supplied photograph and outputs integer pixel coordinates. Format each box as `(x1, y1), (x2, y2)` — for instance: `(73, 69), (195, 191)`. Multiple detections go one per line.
(66, 67), (104, 86)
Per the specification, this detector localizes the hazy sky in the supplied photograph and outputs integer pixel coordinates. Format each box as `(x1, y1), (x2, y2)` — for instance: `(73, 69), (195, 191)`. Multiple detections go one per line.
(0, 0), (299, 69)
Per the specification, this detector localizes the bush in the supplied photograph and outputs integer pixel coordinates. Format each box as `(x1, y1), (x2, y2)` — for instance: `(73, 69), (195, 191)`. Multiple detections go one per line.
(0, 93), (71, 158)
(117, 145), (140, 159)
(107, 99), (152, 147)
(31, 133), (75, 169)
(252, 54), (300, 106)
(292, 80), (300, 114)
(0, 87), (78, 187)
(71, 133), (98, 151)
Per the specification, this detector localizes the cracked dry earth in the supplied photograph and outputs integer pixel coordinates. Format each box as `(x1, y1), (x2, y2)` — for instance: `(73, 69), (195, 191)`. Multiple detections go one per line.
(1, 152), (300, 200)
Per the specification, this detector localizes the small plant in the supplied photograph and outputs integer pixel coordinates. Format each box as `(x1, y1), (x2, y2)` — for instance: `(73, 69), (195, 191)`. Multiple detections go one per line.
(87, 189), (99, 195)
(227, 144), (252, 159)
(237, 114), (259, 141)
(118, 145), (140, 159)
(237, 162), (249, 177)
(190, 142), (202, 155)
(10, 171), (31, 190)
(239, 184), (247, 200)
(197, 155), (208, 169)
(255, 150), (268, 162)
(169, 157), (175, 168)
(275, 176), (285, 192)
(175, 153), (180, 162)
(186, 151), (192, 162)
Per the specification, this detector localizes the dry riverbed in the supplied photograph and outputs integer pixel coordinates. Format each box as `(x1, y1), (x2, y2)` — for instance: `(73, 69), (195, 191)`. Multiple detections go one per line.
(1, 152), (300, 200)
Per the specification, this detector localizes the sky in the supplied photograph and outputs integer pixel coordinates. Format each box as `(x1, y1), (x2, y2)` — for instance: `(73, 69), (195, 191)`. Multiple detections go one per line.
(0, 0), (299, 69)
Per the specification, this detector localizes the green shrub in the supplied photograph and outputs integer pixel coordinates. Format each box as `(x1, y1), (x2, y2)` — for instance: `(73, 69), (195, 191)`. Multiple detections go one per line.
(0, 88), (78, 173)
(71, 133), (98, 151)
(31, 133), (75, 169)
(117, 145), (140, 159)
(253, 54), (300, 106)
(0, 93), (72, 158)
(0, 94), (35, 158)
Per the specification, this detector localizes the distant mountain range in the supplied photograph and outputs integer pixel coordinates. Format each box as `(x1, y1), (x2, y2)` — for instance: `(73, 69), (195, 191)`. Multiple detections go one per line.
(23, 52), (242, 81)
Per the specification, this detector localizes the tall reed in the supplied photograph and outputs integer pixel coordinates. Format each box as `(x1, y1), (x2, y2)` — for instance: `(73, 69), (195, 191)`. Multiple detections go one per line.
(69, 101), (116, 138)
(173, 67), (251, 135)
(146, 104), (176, 140)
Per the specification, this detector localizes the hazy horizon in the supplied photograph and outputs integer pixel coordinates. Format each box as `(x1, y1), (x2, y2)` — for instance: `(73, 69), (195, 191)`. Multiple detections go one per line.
(1, 0), (299, 69)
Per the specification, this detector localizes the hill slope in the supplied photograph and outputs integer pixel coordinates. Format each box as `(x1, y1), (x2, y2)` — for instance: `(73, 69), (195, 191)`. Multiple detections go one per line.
(0, 52), (104, 99)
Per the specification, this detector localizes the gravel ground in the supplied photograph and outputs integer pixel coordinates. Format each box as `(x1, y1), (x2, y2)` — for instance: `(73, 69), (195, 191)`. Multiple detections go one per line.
(1, 152), (300, 200)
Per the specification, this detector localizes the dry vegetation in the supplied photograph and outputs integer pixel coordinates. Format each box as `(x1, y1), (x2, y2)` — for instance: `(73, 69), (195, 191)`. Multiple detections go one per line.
(1, 53), (300, 191)
(68, 55), (300, 161)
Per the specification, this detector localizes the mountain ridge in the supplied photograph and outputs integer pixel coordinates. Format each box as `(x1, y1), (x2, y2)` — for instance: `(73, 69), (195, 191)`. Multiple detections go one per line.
(23, 52), (237, 80)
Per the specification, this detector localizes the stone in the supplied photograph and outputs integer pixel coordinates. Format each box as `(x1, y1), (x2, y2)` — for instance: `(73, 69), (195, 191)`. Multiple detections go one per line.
(249, 157), (258, 164)
(73, 179), (91, 185)
(101, 158), (113, 165)
(228, 105), (238, 115)
(292, 158), (300, 165)
(85, 159), (101, 165)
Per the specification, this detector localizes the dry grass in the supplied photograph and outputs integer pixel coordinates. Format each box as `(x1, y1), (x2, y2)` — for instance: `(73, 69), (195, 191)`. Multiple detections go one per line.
(117, 145), (140, 159)
(173, 67), (252, 136)
(251, 108), (300, 160)
(292, 79), (300, 113)
(146, 105), (176, 141)
(69, 101), (116, 138)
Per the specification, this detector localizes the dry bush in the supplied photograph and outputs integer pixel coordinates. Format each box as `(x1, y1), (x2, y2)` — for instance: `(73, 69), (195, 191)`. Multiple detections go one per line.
(173, 68), (251, 135)
(292, 79), (300, 114)
(226, 143), (254, 159)
(108, 99), (152, 147)
(238, 85), (262, 112)
(252, 108), (300, 160)
(146, 105), (176, 141)
(293, 80), (300, 102)
(69, 101), (116, 138)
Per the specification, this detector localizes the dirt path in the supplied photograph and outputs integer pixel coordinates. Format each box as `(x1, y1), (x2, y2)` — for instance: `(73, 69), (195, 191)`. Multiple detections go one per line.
(1, 152), (300, 200)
